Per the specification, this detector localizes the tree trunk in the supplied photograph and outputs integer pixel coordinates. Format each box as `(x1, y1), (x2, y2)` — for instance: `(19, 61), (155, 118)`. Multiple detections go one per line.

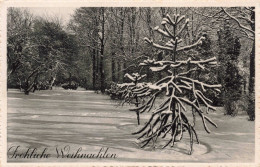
(18, 78), (22, 91)
(24, 70), (39, 95)
(146, 7), (154, 83)
(111, 54), (116, 82)
(134, 79), (140, 125)
(92, 48), (96, 90)
(171, 22), (177, 135)
(95, 41), (100, 91)
(123, 62), (126, 79)
(111, 37), (116, 82)
(120, 8), (125, 83)
(248, 41), (255, 121)
(49, 75), (56, 90)
(117, 61), (121, 82)
(100, 7), (105, 93)
(69, 72), (72, 85)
(248, 9), (255, 121)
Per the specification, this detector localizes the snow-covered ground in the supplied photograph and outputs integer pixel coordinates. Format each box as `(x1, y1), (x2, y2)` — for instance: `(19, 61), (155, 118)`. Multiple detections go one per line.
(7, 89), (255, 162)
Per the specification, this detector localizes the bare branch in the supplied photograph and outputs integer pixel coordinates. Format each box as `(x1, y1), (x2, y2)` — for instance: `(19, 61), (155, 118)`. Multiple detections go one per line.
(221, 7), (254, 35)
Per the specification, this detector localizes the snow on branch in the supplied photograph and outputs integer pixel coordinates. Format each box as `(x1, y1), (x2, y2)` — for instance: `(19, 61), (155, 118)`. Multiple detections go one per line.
(165, 38), (183, 47)
(178, 76), (221, 91)
(176, 15), (185, 24)
(174, 57), (218, 69)
(150, 65), (168, 72)
(176, 19), (189, 37)
(117, 82), (135, 88)
(144, 37), (173, 51)
(124, 73), (135, 81)
(128, 13), (221, 155)
(237, 16), (254, 24)
(161, 17), (170, 25)
(221, 7), (254, 35)
(166, 14), (176, 26)
(140, 57), (218, 71)
(162, 24), (175, 39)
(178, 96), (217, 133)
(153, 26), (171, 38)
(124, 73), (147, 82)
(144, 36), (206, 54)
(176, 36), (205, 52)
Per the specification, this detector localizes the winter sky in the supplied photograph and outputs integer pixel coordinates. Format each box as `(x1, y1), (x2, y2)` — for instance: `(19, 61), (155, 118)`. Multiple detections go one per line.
(27, 7), (77, 25)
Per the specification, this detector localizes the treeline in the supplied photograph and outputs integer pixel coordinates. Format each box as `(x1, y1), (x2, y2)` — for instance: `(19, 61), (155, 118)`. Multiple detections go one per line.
(7, 7), (255, 120)
(7, 8), (80, 94)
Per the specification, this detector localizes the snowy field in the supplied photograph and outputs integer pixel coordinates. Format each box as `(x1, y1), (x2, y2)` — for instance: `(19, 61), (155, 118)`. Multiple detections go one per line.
(7, 89), (255, 162)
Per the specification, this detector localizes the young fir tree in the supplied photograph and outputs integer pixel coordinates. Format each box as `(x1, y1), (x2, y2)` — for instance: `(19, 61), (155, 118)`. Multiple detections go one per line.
(129, 14), (221, 154)
(121, 73), (147, 125)
(217, 23), (242, 116)
(107, 73), (147, 125)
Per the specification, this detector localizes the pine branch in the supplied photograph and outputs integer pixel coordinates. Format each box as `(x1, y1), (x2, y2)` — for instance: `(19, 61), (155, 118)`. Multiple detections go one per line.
(176, 15), (185, 24)
(176, 36), (205, 52)
(176, 19), (189, 37)
(165, 14), (175, 26)
(124, 73), (135, 81)
(144, 37), (173, 51)
(178, 76), (221, 91)
(153, 26), (171, 38)
(162, 24), (175, 39)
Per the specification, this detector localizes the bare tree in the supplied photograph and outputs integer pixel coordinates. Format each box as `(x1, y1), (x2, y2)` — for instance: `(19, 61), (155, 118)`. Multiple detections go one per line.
(7, 8), (34, 79)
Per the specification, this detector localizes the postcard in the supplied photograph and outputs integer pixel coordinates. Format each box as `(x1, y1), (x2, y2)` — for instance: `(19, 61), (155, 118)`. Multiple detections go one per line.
(0, 0), (259, 166)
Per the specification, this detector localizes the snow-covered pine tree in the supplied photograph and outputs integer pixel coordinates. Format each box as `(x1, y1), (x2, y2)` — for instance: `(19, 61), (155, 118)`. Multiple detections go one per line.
(130, 14), (221, 154)
(121, 73), (147, 125)
(106, 82), (122, 99)
(107, 73), (147, 124)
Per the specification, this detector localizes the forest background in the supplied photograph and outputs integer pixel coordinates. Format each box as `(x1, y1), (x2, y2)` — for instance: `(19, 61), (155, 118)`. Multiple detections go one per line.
(7, 7), (255, 120)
